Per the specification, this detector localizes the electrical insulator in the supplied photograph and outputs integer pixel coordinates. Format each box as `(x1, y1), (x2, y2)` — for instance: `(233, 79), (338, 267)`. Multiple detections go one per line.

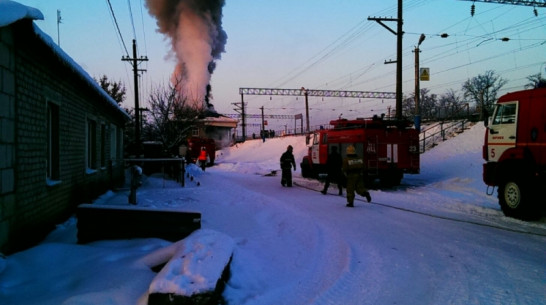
(534, 7), (538, 17)
(471, 4), (475, 16)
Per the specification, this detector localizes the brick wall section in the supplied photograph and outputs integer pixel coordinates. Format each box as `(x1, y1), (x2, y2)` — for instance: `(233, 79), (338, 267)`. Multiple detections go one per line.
(0, 20), (128, 254)
(0, 24), (16, 252)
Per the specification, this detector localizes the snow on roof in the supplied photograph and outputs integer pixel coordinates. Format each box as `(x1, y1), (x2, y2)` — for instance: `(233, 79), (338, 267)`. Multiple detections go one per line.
(0, 0), (130, 120)
(0, 0), (43, 27)
(202, 115), (238, 128)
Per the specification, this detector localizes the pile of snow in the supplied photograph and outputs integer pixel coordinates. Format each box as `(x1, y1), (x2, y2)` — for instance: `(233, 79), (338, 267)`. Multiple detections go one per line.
(148, 229), (234, 296)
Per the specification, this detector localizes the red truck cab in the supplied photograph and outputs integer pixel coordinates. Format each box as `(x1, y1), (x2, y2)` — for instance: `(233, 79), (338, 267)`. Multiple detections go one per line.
(483, 88), (546, 219)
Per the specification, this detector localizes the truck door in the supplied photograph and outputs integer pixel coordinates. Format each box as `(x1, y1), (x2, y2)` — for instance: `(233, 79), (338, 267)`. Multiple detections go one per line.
(525, 94), (546, 166)
(487, 101), (517, 162)
(310, 132), (321, 164)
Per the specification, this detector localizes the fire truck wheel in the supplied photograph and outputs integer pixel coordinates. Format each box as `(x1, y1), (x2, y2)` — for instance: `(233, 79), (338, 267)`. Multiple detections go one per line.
(301, 163), (311, 178)
(380, 171), (403, 188)
(498, 179), (536, 220)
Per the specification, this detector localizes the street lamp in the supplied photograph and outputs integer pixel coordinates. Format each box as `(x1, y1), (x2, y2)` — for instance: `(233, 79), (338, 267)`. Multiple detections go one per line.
(414, 33), (425, 132)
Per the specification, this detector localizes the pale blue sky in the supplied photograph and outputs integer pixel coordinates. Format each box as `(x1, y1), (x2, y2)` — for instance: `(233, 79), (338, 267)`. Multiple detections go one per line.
(15, 0), (546, 131)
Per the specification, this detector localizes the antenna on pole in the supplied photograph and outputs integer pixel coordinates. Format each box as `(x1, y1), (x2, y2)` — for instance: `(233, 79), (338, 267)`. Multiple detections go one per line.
(56, 10), (62, 46)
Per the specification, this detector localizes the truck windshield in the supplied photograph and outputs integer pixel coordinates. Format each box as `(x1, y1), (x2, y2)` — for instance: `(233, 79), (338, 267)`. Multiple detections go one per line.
(492, 103), (516, 125)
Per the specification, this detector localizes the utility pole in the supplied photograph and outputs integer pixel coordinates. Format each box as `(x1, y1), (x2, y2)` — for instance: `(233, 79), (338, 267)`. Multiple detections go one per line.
(122, 39), (148, 151)
(260, 106), (265, 136)
(396, 0), (403, 121)
(413, 34), (425, 132)
(56, 10), (61, 46)
(368, 0), (403, 121)
(302, 87), (310, 133)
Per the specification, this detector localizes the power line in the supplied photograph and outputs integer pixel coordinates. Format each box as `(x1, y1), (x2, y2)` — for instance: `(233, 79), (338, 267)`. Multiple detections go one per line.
(139, 0), (149, 55)
(272, 19), (371, 88)
(106, 0), (129, 57)
(127, 0), (137, 40)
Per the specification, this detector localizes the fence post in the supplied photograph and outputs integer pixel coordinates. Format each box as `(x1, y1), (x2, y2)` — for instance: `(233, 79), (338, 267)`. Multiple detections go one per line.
(422, 130), (426, 153)
(180, 159), (186, 187)
(129, 165), (142, 204)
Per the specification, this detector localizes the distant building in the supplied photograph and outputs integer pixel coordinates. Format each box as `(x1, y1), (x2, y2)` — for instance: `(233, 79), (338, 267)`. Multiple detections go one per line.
(0, 1), (130, 253)
(192, 113), (238, 149)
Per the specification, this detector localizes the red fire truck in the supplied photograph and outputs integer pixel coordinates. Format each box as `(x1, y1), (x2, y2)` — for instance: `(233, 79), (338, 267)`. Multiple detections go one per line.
(300, 117), (420, 187)
(482, 87), (546, 219)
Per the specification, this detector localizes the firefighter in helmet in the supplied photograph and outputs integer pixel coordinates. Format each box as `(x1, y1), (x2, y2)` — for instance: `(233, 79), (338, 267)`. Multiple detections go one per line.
(342, 145), (371, 207)
(280, 145), (296, 187)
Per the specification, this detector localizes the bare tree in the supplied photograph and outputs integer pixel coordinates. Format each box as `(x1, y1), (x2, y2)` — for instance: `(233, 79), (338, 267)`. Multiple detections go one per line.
(462, 70), (507, 120)
(402, 88), (438, 121)
(439, 89), (468, 119)
(402, 94), (415, 119)
(524, 73), (546, 89)
(143, 79), (204, 155)
(419, 88), (438, 120)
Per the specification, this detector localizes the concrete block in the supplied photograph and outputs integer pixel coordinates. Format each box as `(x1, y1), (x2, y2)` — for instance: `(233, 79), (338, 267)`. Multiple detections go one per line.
(76, 204), (201, 244)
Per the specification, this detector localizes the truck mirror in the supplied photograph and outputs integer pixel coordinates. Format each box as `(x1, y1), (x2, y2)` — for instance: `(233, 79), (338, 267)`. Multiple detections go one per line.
(305, 134), (310, 145)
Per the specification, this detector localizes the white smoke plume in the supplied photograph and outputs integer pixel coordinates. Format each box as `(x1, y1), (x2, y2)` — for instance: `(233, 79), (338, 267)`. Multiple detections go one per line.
(146, 0), (227, 109)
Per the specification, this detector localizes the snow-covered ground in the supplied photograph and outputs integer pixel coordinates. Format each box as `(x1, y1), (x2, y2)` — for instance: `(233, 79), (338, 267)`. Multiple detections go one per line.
(1, 123), (545, 305)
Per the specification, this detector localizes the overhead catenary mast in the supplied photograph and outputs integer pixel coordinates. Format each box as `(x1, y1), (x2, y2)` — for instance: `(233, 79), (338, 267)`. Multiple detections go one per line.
(238, 87), (396, 137)
(457, 0), (546, 7)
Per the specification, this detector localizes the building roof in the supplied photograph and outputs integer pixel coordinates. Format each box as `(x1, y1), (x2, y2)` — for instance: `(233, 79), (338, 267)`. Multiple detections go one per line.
(0, 0), (130, 120)
(0, 0), (43, 27)
(202, 115), (238, 128)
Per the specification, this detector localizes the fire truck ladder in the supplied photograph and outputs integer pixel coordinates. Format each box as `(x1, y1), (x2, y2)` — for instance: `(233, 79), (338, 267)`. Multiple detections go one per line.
(239, 87), (396, 133)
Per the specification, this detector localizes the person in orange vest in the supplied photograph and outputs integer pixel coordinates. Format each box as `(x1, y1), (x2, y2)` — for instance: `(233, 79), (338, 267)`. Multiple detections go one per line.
(198, 147), (208, 171)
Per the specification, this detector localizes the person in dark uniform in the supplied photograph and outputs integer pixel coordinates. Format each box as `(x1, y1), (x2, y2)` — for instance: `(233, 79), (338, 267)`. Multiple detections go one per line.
(321, 146), (343, 195)
(342, 145), (371, 207)
(280, 145), (296, 187)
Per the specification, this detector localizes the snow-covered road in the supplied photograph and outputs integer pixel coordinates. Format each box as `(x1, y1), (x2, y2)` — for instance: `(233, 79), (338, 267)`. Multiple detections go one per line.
(2, 123), (545, 305)
(189, 166), (546, 305)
